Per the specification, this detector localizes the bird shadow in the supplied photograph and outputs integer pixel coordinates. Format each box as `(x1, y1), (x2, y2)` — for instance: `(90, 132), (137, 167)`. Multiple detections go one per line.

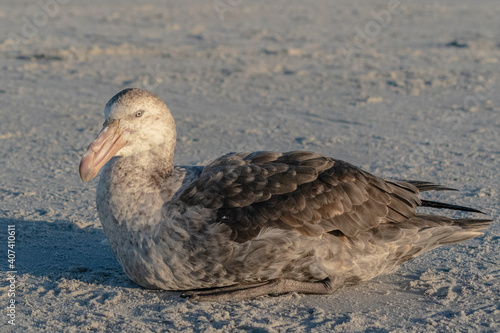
(0, 217), (140, 289)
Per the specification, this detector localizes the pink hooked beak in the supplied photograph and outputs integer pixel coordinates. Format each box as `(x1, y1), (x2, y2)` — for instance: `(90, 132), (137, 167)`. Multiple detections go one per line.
(79, 120), (129, 182)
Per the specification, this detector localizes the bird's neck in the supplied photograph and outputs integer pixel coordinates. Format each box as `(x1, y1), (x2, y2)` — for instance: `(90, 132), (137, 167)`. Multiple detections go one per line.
(97, 149), (176, 232)
(122, 149), (175, 175)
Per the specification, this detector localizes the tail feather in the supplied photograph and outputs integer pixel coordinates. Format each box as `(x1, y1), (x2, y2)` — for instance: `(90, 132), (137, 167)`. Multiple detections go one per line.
(415, 215), (492, 245)
(405, 180), (458, 192)
(400, 180), (492, 244)
(420, 199), (485, 214)
(436, 219), (492, 245)
(449, 218), (493, 231)
(400, 180), (486, 214)
(393, 216), (494, 263)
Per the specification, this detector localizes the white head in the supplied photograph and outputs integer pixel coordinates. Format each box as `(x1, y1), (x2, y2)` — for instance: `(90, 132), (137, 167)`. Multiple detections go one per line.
(79, 88), (176, 182)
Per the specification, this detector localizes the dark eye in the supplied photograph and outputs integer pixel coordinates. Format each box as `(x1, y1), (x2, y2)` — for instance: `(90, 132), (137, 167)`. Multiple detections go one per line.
(135, 110), (144, 118)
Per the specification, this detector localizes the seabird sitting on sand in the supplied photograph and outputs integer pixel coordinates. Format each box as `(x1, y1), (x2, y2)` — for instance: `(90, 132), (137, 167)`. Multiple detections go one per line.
(79, 88), (491, 301)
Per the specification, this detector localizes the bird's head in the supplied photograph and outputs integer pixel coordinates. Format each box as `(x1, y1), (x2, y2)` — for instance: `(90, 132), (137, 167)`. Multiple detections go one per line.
(79, 88), (176, 182)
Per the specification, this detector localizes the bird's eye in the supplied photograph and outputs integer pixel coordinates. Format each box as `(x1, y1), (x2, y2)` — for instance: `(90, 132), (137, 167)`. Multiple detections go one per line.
(135, 110), (144, 118)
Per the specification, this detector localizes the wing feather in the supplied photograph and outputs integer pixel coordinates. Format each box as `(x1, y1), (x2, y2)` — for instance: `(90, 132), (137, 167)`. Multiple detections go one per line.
(178, 151), (422, 242)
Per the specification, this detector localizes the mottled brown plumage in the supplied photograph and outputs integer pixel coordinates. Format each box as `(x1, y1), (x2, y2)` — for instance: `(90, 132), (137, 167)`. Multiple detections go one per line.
(79, 88), (492, 301)
(179, 151), (424, 242)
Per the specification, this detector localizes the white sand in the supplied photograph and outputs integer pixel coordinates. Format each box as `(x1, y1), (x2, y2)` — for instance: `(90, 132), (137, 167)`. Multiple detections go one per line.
(0, 0), (499, 331)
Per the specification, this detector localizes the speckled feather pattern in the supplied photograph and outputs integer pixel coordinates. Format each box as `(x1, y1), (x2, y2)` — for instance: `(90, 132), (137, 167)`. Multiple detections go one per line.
(93, 88), (490, 293)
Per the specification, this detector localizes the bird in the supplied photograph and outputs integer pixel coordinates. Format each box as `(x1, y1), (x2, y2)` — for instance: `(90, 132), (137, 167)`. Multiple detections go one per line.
(79, 88), (492, 302)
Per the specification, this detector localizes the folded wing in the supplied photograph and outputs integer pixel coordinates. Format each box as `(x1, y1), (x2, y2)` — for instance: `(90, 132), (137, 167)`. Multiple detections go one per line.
(178, 151), (422, 242)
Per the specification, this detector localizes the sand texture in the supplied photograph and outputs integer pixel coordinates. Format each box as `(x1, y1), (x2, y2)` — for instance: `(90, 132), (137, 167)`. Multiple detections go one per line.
(0, 0), (499, 332)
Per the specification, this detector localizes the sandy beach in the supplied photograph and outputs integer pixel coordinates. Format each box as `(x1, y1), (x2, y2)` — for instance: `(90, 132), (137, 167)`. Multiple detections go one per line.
(0, 0), (499, 331)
